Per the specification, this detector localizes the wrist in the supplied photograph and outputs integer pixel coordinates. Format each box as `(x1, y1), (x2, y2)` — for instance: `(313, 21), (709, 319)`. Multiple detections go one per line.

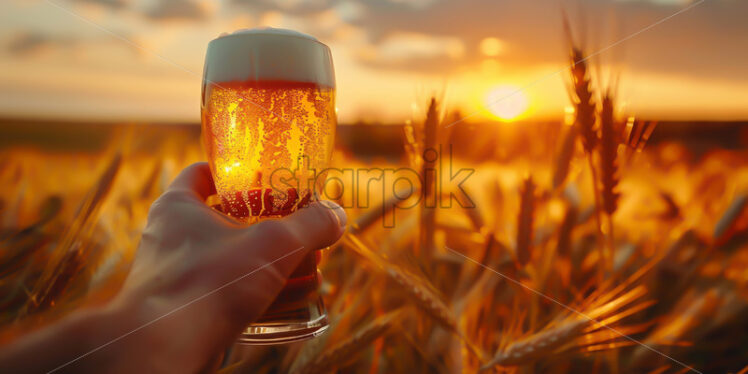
(0, 301), (131, 373)
(66, 301), (130, 372)
(81, 302), (120, 349)
(66, 297), (143, 372)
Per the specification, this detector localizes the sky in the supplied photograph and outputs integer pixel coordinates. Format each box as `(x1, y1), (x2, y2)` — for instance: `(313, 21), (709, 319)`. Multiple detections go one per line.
(0, 0), (746, 124)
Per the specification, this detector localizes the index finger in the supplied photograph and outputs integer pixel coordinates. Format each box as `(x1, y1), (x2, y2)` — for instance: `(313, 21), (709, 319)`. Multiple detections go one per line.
(166, 162), (217, 201)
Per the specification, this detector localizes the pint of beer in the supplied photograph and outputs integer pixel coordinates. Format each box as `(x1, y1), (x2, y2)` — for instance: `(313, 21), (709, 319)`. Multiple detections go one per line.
(201, 28), (336, 344)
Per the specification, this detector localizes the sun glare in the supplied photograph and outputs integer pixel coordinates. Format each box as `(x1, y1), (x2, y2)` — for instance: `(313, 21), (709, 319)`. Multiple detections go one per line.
(485, 85), (529, 122)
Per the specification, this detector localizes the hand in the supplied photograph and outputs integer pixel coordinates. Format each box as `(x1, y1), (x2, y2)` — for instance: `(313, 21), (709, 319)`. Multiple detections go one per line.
(0, 162), (346, 373)
(115, 162), (346, 372)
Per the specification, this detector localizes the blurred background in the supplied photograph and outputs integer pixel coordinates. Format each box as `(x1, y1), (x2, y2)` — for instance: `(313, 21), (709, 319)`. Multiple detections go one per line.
(2, 0), (747, 154)
(1, 0), (747, 373)
(2, 0), (748, 123)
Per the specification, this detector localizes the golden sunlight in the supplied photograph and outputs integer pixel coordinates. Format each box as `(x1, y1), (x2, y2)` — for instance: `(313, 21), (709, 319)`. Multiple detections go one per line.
(479, 37), (505, 57)
(484, 85), (530, 121)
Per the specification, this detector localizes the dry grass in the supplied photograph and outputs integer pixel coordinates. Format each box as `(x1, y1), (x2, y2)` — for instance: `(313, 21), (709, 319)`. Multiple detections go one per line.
(2, 102), (748, 373)
(292, 309), (404, 374)
(1, 25), (748, 374)
(515, 177), (535, 267)
(599, 93), (621, 217)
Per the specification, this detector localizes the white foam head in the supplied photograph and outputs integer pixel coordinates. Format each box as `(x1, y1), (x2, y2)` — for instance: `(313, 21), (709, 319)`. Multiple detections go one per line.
(203, 28), (335, 88)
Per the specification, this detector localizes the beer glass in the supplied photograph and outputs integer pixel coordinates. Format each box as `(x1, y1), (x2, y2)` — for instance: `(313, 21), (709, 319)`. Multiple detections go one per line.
(200, 28), (336, 344)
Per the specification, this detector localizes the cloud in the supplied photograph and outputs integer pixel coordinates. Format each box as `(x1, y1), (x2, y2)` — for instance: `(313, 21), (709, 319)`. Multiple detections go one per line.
(343, 0), (748, 81)
(7, 0), (747, 85)
(356, 32), (466, 72)
(65, 0), (211, 22)
(145, 0), (212, 21)
(37, 0), (748, 83)
(4, 30), (141, 58)
(5, 32), (76, 56)
(69, 0), (129, 10)
(231, 0), (335, 15)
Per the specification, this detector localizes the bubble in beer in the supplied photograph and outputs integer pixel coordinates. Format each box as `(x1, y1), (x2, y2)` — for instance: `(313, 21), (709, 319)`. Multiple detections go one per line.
(201, 28), (336, 222)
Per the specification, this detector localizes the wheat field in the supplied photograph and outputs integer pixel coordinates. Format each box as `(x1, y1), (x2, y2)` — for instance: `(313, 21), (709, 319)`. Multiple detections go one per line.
(1, 47), (748, 373)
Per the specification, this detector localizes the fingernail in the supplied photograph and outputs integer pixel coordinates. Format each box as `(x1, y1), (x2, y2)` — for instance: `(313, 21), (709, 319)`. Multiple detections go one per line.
(320, 200), (347, 229)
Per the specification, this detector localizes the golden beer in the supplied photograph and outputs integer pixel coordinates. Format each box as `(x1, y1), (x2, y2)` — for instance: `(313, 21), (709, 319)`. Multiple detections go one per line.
(201, 29), (336, 344)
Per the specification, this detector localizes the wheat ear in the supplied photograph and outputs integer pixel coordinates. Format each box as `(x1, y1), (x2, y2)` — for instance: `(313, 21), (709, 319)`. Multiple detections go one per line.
(294, 309), (404, 374)
(516, 177), (536, 267)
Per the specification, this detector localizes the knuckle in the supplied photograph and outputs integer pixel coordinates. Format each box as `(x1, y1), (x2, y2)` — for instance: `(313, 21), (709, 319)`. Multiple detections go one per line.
(154, 191), (177, 207)
(146, 190), (192, 221)
(147, 197), (169, 221)
(251, 220), (303, 248)
(159, 189), (191, 203)
(317, 205), (339, 231)
(307, 204), (338, 238)
(160, 190), (197, 208)
(185, 161), (206, 171)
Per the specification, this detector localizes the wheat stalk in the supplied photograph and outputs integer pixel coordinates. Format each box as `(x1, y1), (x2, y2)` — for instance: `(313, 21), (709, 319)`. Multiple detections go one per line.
(138, 161), (163, 199)
(562, 16), (614, 277)
(420, 98), (439, 259)
(385, 263), (485, 361)
(625, 119), (658, 164)
(343, 233), (484, 361)
(599, 93), (621, 217)
(349, 192), (406, 235)
(516, 177), (536, 267)
(482, 282), (650, 371)
(293, 309), (404, 374)
(553, 124), (579, 189)
(20, 153), (122, 317)
(566, 42), (597, 154)
(599, 93), (621, 272)
(0, 196), (62, 282)
(481, 317), (588, 369)
(713, 194), (747, 244)
(563, 13), (605, 230)
(558, 202), (578, 260)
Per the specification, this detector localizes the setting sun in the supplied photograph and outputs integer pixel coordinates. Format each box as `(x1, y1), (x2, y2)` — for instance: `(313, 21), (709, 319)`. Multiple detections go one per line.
(2, 0), (748, 372)
(485, 85), (530, 121)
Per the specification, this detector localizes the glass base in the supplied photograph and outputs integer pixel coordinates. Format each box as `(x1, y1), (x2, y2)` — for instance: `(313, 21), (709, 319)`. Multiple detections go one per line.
(237, 314), (329, 345)
(237, 296), (328, 345)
